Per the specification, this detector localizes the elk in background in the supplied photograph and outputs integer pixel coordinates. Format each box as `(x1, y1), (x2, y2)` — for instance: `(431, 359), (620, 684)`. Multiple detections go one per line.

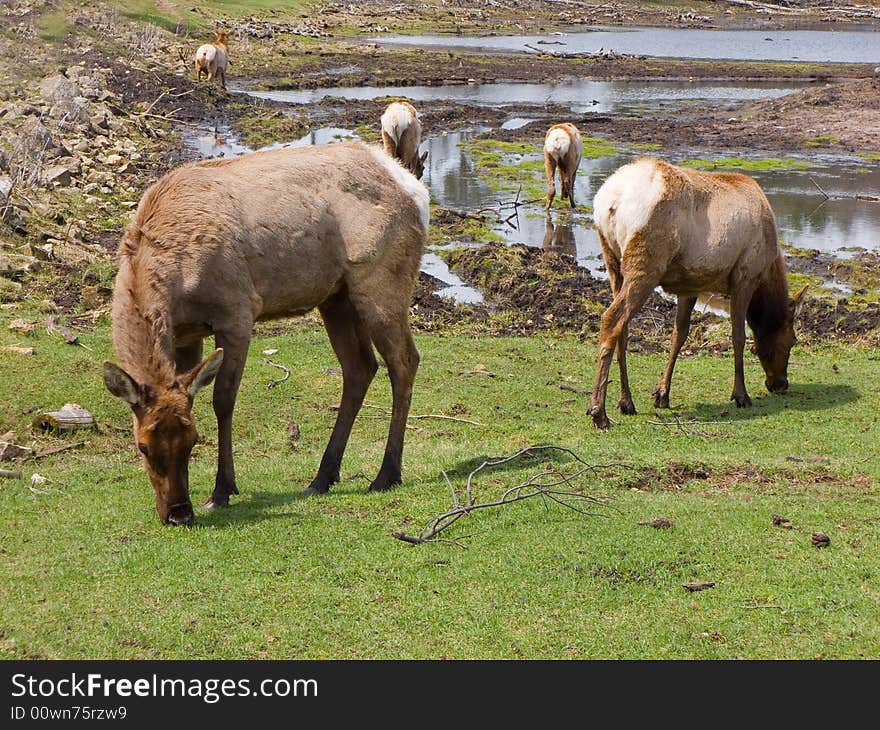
(194, 30), (229, 89)
(381, 101), (428, 179)
(544, 122), (583, 209)
(588, 157), (806, 429)
(103, 142), (429, 525)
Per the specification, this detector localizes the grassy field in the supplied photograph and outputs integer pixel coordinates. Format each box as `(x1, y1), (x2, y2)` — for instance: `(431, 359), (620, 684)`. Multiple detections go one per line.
(1, 309), (878, 659)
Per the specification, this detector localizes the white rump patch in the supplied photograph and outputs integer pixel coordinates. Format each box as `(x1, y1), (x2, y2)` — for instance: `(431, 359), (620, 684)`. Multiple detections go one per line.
(592, 159), (667, 255)
(544, 128), (571, 160)
(195, 44), (216, 63)
(380, 103), (413, 145)
(369, 147), (430, 233)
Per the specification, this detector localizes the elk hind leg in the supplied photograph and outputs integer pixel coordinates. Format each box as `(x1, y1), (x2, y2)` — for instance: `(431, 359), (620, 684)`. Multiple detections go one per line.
(653, 295), (697, 408)
(356, 299), (420, 492)
(304, 289), (378, 495)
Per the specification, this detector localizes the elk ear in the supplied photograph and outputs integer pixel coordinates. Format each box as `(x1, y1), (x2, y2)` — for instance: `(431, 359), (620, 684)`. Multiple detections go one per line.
(789, 284), (808, 318)
(419, 150), (428, 164)
(103, 362), (142, 407)
(182, 348), (224, 398)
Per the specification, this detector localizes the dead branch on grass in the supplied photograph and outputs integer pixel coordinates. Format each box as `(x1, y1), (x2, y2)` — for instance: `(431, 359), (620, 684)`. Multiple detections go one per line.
(393, 445), (615, 547)
(263, 358), (291, 389)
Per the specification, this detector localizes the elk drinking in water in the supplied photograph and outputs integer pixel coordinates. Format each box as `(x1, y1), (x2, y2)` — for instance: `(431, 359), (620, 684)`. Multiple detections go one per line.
(103, 142), (429, 524)
(380, 101), (428, 179)
(543, 123), (583, 210)
(588, 157), (806, 429)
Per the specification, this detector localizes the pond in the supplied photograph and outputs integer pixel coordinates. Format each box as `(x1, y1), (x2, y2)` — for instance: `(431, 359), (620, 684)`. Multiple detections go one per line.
(371, 26), (880, 64)
(244, 78), (812, 115)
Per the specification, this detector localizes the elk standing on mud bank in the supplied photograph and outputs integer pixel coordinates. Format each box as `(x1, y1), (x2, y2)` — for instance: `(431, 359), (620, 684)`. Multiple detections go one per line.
(103, 142), (429, 525)
(588, 157), (806, 429)
(544, 123), (583, 209)
(194, 30), (229, 89)
(381, 101), (428, 179)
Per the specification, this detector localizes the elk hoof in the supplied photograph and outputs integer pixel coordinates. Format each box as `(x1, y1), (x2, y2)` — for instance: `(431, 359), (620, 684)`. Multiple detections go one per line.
(589, 406), (611, 430)
(619, 398), (636, 416)
(303, 471), (338, 496)
(653, 389), (670, 409)
(368, 472), (401, 493)
(731, 392), (753, 408)
(202, 495), (230, 510)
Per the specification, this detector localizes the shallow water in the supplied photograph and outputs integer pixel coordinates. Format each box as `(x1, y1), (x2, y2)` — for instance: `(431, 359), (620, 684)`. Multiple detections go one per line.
(372, 26), (880, 64)
(423, 130), (880, 265)
(194, 80), (880, 302)
(244, 78), (811, 115)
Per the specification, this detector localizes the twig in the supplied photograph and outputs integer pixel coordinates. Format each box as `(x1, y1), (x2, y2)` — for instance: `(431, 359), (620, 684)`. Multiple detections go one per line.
(34, 442), (86, 459)
(263, 359), (291, 389)
(0, 469), (22, 479)
(808, 176), (830, 200)
(361, 403), (484, 426)
(393, 445), (613, 546)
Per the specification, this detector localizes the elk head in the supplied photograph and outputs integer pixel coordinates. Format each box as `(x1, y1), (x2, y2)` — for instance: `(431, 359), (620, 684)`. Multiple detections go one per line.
(752, 285), (808, 394)
(103, 349), (223, 525)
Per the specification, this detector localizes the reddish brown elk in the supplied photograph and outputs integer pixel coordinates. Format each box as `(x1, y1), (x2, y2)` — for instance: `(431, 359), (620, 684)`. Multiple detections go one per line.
(381, 101), (428, 179)
(543, 123), (583, 209)
(103, 142), (429, 524)
(588, 157), (807, 429)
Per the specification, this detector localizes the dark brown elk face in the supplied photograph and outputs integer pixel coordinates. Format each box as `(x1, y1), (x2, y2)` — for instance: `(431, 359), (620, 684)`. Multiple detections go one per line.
(412, 150), (428, 180)
(103, 350), (223, 526)
(752, 286), (807, 395)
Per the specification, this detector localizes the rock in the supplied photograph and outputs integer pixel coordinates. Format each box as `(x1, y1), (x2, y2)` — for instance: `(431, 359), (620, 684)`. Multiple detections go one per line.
(41, 165), (72, 187)
(16, 117), (69, 160)
(103, 153), (123, 165)
(0, 174), (11, 199)
(40, 74), (80, 103)
(0, 442), (33, 461)
(50, 96), (91, 130)
(29, 243), (54, 261)
(73, 139), (90, 152)
(0, 253), (40, 279)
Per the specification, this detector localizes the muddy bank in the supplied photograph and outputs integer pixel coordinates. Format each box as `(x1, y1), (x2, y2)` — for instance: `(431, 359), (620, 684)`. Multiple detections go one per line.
(250, 43), (873, 93)
(413, 242), (880, 346)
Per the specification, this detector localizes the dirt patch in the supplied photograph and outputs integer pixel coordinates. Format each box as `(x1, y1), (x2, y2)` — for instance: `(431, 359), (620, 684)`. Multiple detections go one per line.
(441, 243), (722, 349)
(626, 461), (876, 496)
(577, 78), (880, 153)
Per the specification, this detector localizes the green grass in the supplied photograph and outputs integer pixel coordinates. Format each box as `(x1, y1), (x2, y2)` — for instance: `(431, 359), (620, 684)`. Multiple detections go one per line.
(1, 308), (879, 659)
(680, 157), (813, 172)
(804, 135), (840, 148)
(36, 9), (71, 41)
(111, 0), (315, 32)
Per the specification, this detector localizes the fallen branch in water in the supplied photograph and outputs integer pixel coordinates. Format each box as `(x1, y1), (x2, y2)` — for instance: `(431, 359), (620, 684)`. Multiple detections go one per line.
(392, 445), (614, 547)
(263, 358), (291, 389)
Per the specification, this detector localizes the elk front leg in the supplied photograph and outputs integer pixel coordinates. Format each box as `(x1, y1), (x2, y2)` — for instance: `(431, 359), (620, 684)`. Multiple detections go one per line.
(204, 330), (249, 509)
(304, 291), (378, 495)
(729, 287), (754, 408)
(653, 295), (697, 408)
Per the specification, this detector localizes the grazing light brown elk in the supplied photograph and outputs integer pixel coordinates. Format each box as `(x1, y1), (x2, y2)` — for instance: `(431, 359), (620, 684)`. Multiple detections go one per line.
(588, 157), (806, 429)
(544, 123), (583, 209)
(194, 31), (229, 89)
(103, 142), (429, 525)
(381, 101), (428, 179)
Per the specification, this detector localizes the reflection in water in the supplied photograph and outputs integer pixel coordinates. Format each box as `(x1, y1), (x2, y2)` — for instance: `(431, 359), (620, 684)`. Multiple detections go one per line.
(542, 218), (577, 257)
